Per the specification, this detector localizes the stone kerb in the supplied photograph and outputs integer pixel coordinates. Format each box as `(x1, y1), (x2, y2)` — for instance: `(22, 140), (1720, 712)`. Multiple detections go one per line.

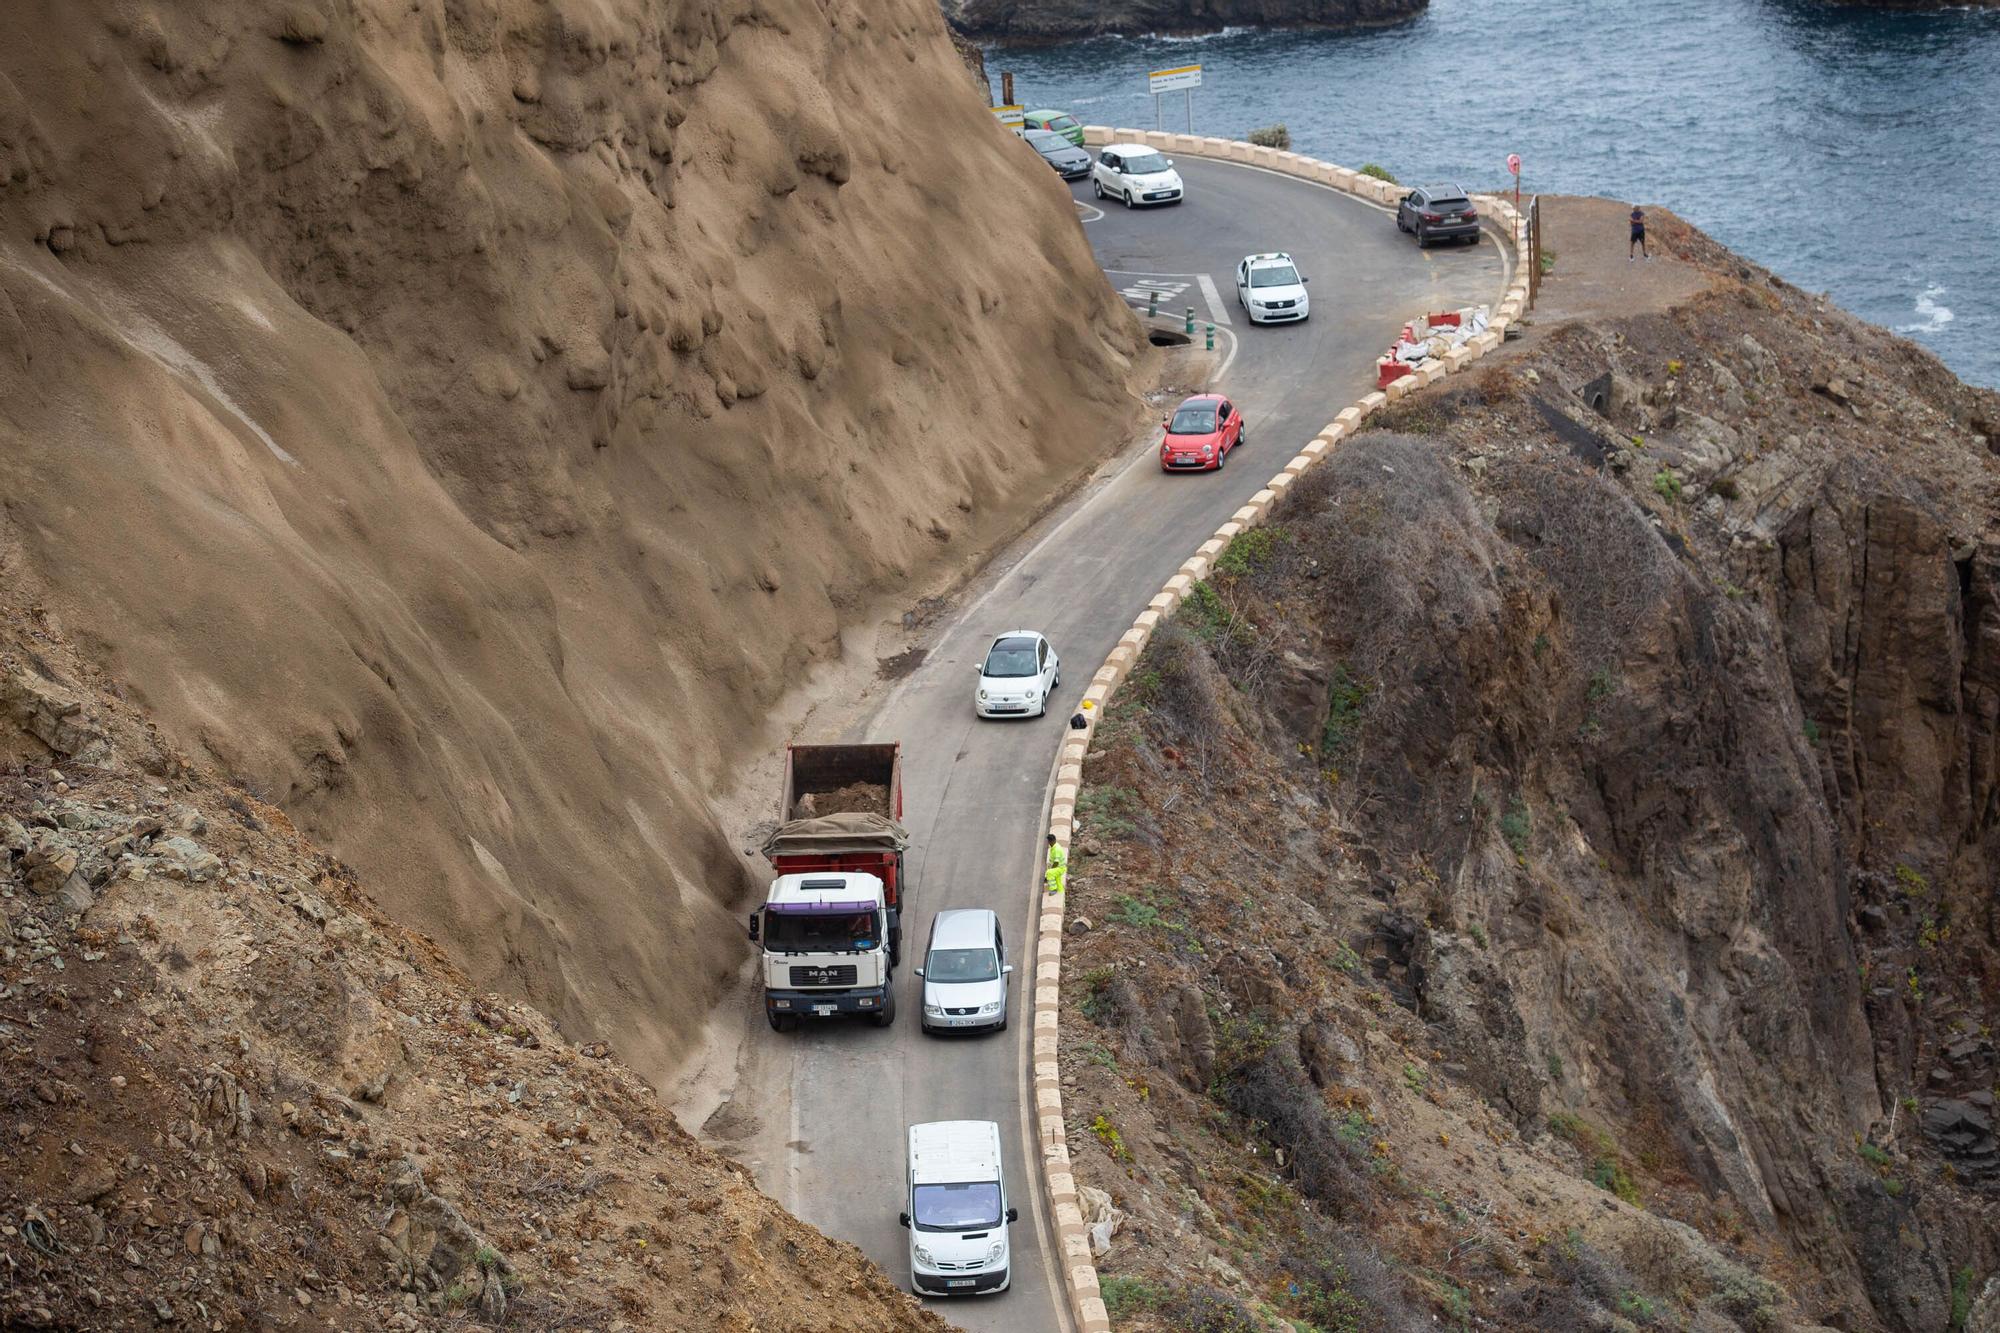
(1050, 127), (1516, 1333)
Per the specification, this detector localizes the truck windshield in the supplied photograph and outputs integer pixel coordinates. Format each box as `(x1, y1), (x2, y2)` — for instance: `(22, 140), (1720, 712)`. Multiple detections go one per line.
(764, 911), (879, 952)
(926, 948), (999, 983)
(911, 1181), (1002, 1231)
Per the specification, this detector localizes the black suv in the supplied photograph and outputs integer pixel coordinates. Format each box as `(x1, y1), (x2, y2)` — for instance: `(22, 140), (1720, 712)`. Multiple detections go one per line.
(1395, 185), (1481, 247)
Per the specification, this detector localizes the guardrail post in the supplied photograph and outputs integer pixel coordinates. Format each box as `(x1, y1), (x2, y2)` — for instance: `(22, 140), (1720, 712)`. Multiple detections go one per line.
(1184, 306), (1194, 335)
(1147, 289), (1159, 318)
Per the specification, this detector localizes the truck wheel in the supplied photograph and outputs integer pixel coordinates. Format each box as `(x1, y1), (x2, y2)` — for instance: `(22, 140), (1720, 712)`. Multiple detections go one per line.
(768, 1012), (798, 1033)
(872, 992), (897, 1028)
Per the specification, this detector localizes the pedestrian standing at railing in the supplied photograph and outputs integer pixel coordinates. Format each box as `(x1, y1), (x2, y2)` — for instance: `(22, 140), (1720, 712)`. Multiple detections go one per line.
(1629, 205), (1649, 260)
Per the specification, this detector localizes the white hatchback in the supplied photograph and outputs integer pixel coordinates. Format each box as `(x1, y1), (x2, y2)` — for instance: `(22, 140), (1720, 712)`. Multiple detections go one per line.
(974, 631), (1059, 719)
(1235, 252), (1310, 324)
(1091, 143), (1184, 208)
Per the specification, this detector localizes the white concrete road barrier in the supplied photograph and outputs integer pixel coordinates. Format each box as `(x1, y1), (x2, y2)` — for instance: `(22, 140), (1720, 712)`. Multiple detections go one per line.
(1035, 129), (1526, 1333)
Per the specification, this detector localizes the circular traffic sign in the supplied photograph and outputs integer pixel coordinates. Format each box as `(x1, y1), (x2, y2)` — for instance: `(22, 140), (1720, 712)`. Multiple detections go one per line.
(1507, 153), (1522, 175)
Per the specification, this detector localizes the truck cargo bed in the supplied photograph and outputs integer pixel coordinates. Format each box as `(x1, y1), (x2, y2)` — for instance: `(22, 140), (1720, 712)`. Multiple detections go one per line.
(782, 743), (903, 822)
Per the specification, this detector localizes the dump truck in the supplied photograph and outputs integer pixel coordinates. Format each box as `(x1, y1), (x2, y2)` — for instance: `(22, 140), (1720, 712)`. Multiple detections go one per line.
(748, 743), (910, 1031)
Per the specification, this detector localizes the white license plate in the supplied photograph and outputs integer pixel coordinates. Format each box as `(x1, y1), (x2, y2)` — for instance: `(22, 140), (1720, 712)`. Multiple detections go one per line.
(814, 1005), (837, 1015)
(946, 1279), (974, 1288)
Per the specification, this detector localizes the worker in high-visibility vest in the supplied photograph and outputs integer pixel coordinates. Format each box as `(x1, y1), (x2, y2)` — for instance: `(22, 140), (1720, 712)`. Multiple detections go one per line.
(1044, 833), (1067, 895)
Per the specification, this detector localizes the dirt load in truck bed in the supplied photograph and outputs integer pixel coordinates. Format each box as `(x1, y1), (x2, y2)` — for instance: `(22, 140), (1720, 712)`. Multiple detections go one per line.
(797, 781), (891, 819)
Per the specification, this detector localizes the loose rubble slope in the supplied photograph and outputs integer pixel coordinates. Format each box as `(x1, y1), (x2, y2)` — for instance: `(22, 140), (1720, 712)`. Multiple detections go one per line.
(0, 594), (947, 1330)
(0, 0), (1142, 1081)
(1058, 199), (2000, 1330)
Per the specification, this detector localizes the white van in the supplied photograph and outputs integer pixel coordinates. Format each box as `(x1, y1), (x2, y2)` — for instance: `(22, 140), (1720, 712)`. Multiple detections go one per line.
(898, 1120), (1018, 1296)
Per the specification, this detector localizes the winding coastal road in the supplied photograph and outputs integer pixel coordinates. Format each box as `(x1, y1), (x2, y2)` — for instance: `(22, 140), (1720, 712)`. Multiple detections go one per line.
(717, 157), (1506, 1331)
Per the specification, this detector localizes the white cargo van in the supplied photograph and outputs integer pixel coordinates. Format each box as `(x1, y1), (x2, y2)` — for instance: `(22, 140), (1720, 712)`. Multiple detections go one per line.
(898, 1120), (1018, 1296)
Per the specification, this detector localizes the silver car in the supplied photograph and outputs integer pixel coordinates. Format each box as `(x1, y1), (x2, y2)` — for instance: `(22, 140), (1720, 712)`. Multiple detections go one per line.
(917, 909), (1012, 1034)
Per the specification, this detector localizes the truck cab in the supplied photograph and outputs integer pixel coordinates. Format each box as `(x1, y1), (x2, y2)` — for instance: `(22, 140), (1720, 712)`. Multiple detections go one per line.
(898, 1120), (1017, 1296)
(750, 872), (895, 1031)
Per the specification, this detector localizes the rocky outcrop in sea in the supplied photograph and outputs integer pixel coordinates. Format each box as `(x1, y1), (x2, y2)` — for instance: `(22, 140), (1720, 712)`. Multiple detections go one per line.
(942, 0), (1426, 42)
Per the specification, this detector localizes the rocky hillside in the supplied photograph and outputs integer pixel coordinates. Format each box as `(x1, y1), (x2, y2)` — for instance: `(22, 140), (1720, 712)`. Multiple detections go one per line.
(942, 0), (1425, 42)
(1059, 199), (2000, 1330)
(0, 598), (945, 1329)
(0, 0), (1141, 1080)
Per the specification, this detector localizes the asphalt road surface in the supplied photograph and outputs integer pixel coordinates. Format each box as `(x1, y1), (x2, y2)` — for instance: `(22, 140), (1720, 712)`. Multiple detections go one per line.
(721, 157), (1507, 1331)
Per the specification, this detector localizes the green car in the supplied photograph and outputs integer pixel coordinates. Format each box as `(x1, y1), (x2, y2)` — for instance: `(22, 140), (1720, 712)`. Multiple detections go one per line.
(1021, 110), (1084, 147)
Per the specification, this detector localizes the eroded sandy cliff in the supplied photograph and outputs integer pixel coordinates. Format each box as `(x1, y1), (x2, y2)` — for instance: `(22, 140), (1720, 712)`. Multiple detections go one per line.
(0, 0), (1140, 1077)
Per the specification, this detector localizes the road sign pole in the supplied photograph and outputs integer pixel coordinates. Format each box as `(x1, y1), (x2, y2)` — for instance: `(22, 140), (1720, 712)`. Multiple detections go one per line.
(1147, 64), (1204, 135)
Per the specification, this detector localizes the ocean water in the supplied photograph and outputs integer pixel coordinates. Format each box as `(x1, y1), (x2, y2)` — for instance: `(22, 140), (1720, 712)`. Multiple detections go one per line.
(987, 0), (2000, 388)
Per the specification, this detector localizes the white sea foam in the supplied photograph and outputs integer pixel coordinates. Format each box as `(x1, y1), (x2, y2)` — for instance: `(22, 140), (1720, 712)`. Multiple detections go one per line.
(1896, 284), (1954, 335)
(1150, 25), (1251, 43)
(1096, 24), (1252, 43)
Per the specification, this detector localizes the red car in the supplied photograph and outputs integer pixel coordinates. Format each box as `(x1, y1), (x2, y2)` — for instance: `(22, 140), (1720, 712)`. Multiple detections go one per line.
(1159, 394), (1243, 472)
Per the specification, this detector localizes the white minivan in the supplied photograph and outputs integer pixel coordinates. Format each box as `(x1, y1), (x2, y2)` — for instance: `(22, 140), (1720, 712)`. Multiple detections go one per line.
(899, 1120), (1018, 1296)
(1090, 143), (1185, 208)
(916, 908), (1012, 1034)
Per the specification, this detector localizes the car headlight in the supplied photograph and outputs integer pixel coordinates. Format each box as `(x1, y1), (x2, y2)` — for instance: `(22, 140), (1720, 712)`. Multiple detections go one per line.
(914, 1243), (934, 1265)
(1201, 445), (1213, 457)
(977, 688), (988, 701)
(979, 1001), (1002, 1015)
(985, 1240), (1006, 1263)
(924, 1004), (945, 1017)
